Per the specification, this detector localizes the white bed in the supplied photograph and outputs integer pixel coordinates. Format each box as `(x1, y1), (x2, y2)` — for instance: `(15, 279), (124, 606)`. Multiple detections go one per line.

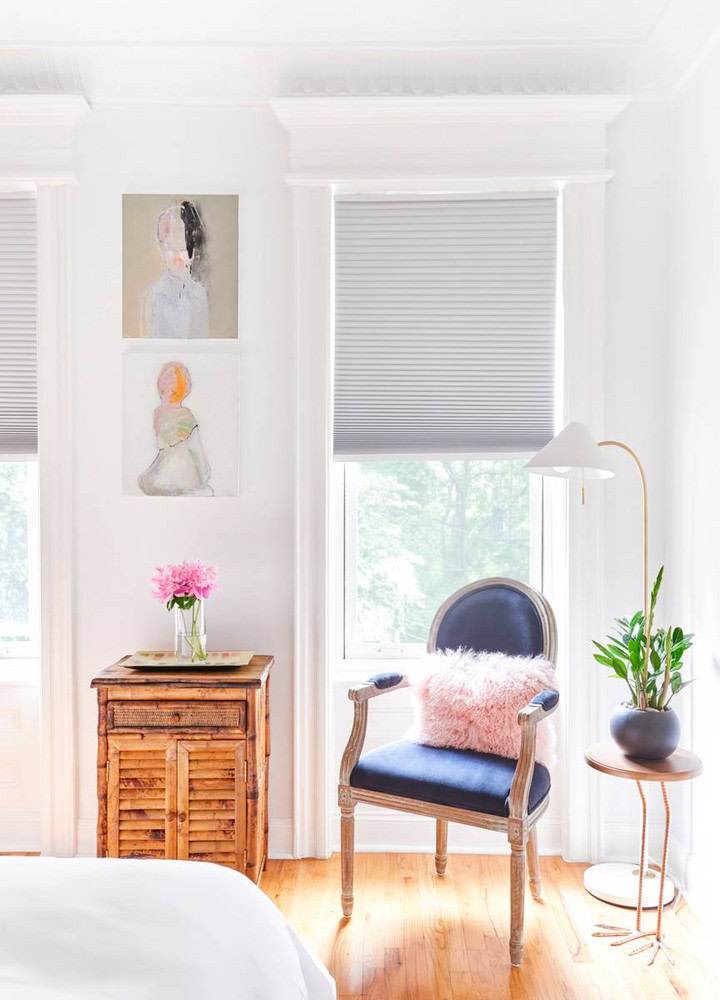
(0, 857), (335, 999)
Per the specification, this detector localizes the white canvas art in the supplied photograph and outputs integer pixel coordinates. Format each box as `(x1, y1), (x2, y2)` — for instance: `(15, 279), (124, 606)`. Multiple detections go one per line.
(123, 352), (239, 497)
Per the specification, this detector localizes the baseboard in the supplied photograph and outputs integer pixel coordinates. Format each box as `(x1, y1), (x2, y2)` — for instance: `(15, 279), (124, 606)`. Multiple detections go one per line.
(667, 834), (690, 890)
(0, 811), (40, 852)
(268, 818), (293, 859)
(76, 813), (567, 862)
(76, 817), (97, 857)
(331, 809), (562, 855)
(685, 851), (717, 939)
(600, 822), (690, 888)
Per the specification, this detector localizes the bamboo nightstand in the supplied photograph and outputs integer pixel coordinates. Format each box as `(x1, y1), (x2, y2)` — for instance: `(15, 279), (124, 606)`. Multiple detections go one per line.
(91, 655), (272, 883)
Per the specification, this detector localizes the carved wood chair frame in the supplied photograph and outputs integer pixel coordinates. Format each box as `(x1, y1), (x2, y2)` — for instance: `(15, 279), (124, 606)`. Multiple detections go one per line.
(338, 577), (558, 966)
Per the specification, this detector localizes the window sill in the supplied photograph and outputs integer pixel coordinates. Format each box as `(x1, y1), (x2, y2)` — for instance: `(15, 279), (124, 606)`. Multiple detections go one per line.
(334, 657), (420, 685)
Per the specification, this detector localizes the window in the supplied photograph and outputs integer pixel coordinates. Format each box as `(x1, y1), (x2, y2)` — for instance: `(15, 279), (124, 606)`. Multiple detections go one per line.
(342, 458), (541, 659)
(0, 461), (38, 659)
(333, 193), (557, 665)
(0, 195), (38, 664)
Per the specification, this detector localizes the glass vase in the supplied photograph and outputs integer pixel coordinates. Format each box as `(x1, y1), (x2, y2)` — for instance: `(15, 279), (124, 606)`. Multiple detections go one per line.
(174, 598), (207, 663)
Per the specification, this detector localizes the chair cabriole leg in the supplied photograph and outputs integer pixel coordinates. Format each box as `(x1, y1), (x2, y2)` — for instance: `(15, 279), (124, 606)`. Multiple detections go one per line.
(509, 839), (527, 966)
(527, 826), (541, 900)
(435, 818), (448, 875)
(340, 803), (355, 917)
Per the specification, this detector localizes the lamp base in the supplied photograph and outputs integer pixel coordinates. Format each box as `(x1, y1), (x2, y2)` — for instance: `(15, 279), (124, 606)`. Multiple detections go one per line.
(584, 863), (675, 909)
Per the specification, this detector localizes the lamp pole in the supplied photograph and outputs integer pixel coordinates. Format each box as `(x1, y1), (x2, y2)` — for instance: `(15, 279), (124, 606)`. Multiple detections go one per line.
(598, 441), (650, 708)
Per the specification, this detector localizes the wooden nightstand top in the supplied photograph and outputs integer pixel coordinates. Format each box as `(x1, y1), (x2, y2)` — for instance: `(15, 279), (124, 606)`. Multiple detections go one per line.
(91, 654), (273, 689)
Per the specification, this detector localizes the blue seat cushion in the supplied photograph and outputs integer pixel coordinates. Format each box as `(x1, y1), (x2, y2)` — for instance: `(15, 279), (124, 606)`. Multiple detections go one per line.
(350, 740), (550, 818)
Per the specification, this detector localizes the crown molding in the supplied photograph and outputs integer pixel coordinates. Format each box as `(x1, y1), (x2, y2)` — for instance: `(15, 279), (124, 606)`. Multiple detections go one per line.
(271, 94), (631, 130)
(0, 94), (90, 183)
(0, 29), (716, 106)
(0, 94), (90, 128)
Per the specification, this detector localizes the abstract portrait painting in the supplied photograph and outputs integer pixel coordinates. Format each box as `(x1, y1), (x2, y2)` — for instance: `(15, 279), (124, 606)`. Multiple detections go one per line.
(137, 361), (213, 496)
(123, 352), (239, 497)
(123, 195), (239, 339)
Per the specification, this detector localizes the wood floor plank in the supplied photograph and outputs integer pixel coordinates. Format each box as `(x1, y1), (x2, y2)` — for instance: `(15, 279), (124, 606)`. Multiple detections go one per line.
(262, 853), (720, 1000)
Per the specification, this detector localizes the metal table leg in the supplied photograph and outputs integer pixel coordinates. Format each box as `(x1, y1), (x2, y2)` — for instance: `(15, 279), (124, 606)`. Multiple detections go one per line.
(593, 780), (675, 964)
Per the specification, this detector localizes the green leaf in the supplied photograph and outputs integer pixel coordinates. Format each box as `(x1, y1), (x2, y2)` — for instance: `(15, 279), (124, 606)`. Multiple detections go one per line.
(666, 678), (695, 704)
(607, 642), (632, 662)
(650, 566), (664, 612)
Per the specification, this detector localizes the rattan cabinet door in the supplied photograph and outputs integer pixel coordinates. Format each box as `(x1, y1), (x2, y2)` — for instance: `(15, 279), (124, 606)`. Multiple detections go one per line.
(176, 740), (247, 870)
(106, 736), (177, 859)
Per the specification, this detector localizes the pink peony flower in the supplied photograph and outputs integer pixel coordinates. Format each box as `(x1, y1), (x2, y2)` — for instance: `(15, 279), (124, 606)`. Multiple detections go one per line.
(151, 561), (219, 604)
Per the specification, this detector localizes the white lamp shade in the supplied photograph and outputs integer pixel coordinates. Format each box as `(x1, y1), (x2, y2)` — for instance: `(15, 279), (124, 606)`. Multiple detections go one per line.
(525, 421), (615, 480)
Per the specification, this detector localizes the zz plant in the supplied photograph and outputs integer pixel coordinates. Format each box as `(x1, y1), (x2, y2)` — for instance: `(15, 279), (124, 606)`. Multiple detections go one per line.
(592, 567), (694, 711)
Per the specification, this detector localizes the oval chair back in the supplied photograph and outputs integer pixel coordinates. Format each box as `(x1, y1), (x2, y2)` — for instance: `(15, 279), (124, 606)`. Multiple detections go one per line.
(427, 577), (556, 664)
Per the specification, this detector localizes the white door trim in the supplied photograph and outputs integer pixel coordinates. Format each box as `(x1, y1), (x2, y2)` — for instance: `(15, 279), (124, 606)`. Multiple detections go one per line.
(37, 183), (77, 856)
(557, 182), (609, 862)
(291, 186), (334, 858)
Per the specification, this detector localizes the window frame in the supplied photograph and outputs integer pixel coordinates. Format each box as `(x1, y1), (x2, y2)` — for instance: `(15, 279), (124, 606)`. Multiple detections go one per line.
(336, 455), (544, 665)
(0, 457), (40, 662)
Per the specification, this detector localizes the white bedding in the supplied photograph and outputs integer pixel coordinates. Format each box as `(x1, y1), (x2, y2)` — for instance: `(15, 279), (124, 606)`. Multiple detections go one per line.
(0, 857), (335, 1000)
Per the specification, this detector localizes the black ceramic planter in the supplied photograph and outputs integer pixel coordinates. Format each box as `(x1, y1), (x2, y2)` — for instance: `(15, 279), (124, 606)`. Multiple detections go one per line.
(610, 703), (680, 760)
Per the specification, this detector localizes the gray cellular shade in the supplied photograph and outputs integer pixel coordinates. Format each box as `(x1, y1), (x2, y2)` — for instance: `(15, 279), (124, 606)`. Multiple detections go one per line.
(0, 197), (37, 455)
(334, 196), (557, 457)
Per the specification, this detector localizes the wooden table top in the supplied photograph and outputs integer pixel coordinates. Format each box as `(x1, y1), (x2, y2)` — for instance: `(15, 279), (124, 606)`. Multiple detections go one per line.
(585, 741), (702, 782)
(91, 654), (273, 688)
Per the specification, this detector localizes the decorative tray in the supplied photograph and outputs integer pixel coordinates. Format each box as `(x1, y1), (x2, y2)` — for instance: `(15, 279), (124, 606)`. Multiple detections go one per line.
(124, 650), (256, 670)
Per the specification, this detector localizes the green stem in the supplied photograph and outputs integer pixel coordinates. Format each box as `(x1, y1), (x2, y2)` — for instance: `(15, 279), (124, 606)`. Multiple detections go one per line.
(658, 627), (672, 710)
(177, 599), (206, 662)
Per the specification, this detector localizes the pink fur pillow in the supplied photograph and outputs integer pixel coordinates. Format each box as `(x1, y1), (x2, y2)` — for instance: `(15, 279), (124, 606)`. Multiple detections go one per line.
(406, 648), (558, 767)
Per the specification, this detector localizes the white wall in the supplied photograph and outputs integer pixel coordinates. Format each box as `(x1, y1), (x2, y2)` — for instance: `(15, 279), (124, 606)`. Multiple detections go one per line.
(667, 46), (720, 925)
(602, 104), (676, 865)
(72, 106), (296, 855)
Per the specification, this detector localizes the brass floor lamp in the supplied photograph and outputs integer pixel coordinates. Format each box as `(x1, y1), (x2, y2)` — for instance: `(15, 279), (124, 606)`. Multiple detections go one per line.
(525, 421), (673, 910)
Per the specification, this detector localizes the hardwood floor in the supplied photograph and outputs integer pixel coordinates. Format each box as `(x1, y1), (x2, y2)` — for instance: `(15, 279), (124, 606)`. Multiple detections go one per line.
(262, 853), (720, 1000)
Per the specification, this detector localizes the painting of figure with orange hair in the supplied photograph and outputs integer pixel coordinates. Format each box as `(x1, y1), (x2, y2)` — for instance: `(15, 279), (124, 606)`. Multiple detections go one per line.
(138, 362), (214, 496)
(124, 352), (238, 497)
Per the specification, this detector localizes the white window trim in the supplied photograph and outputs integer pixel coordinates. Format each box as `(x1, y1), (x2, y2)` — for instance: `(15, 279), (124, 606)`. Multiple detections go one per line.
(275, 94), (626, 860)
(338, 458), (544, 664)
(0, 95), (91, 858)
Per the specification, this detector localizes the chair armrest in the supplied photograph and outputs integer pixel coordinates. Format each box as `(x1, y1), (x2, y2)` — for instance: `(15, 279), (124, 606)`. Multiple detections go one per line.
(339, 673), (410, 790)
(518, 688), (559, 726)
(508, 689), (559, 821)
(348, 672), (410, 702)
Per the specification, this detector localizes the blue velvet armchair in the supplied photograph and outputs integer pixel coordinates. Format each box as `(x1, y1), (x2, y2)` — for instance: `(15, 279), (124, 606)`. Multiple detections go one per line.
(338, 577), (558, 967)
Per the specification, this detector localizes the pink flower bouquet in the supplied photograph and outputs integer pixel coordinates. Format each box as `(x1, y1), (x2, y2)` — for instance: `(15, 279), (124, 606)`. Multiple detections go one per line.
(151, 561), (219, 662)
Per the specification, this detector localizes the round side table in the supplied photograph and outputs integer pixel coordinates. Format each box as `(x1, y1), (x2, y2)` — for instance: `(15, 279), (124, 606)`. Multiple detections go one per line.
(584, 741), (702, 965)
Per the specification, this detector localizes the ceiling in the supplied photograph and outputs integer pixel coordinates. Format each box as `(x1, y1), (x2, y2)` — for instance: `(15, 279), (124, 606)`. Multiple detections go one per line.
(2, 0), (674, 46)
